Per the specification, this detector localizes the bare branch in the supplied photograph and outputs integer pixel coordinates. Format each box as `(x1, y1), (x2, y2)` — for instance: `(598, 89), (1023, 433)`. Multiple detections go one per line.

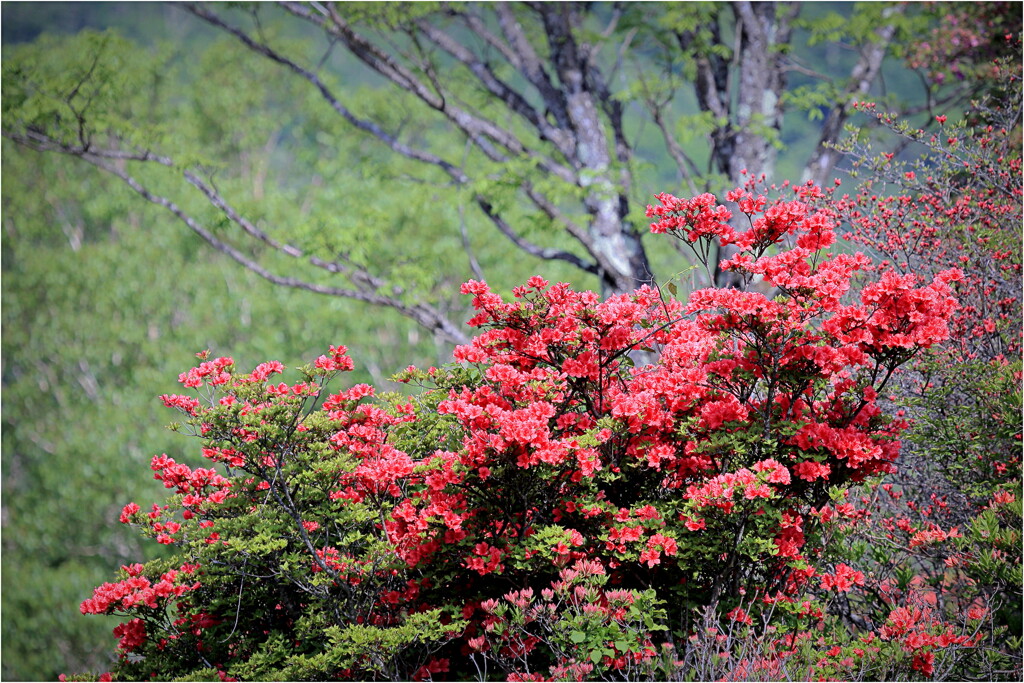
(279, 1), (576, 185)
(521, 184), (591, 249)
(650, 105), (702, 197)
(184, 3), (609, 284)
(473, 194), (599, 277)
(493, 3), (570, 131)
(181, 2), (469, 183)
(9, 127), (392, 293)
(413, 17), (573, 159)
(801, 8), (903, 186)
(5, 126), (471, 345)
(452, 7), (520, 69)
(458, 202), (486, 283)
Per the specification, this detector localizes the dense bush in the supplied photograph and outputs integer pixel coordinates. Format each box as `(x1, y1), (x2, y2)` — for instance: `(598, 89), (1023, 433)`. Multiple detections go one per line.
(67, 182), (1008, 681)
(684, 59), (1024, 680)
(817, 55), (1023, 677)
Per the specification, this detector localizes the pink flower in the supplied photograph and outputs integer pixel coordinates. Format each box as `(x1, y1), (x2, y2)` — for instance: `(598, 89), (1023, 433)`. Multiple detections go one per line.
(727, 607), (753, 625)
(113, 618), (147, 651)
(792, 460), (831, 482)
(820, 564), (865, 592)
(967, 605), (988, 620)
(119, 502), (140, 524)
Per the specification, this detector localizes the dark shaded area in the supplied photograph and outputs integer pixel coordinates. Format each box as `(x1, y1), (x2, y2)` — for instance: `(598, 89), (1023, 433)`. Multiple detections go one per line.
(2, 2), (201, 45)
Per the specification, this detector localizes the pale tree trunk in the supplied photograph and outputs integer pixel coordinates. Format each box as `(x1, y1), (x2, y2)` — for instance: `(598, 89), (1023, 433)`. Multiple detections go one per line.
(524, 4), (652, 297)
(712, 2), (794, 288)
(802, 11), (901, 187)
(667, 1), (900, 289)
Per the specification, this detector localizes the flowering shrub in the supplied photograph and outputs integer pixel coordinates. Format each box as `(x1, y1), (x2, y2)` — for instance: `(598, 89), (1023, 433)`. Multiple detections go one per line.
(62, 178), (994, 682)
(659, 591), (999, 682)
(469, 559), (670, 680)
(814, 55), (1024, 677)
(903, 4), (1021, 88)
(660, 71), (1023, 681)
(829, 84), (1023, 501)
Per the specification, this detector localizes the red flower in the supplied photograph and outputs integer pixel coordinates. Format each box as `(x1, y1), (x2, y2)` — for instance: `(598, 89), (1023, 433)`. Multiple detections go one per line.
(112, 618), (147, 652)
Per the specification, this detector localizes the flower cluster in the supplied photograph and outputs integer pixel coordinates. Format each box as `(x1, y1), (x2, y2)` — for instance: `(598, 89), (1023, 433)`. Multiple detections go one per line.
(79, 563), (200, 615)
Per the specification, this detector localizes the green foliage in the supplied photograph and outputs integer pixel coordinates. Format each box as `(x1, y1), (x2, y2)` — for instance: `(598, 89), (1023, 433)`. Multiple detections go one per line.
(959, 492), (1024, 640)
(481, 566), (669, 679)
(0, 137), (439, 681)
(337, 1), (443, 29)
(2, 30), (144, 137)
(0, 21), (585, 666)
(902, 359), (1022, 503)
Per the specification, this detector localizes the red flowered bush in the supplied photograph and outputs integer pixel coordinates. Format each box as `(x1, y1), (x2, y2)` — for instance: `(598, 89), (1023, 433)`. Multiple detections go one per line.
(65, 168), (1019, 682)
(807, 56), (1023, 678)
(61, 47), (1024, 680)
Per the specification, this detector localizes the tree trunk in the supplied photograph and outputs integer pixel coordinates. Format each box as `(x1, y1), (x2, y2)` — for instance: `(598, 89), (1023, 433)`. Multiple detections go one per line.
(712, 1), (794, 288)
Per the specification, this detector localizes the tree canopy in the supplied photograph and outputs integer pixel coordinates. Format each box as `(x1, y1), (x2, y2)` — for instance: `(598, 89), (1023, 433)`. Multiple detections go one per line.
(6, 2), (1012, 342)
